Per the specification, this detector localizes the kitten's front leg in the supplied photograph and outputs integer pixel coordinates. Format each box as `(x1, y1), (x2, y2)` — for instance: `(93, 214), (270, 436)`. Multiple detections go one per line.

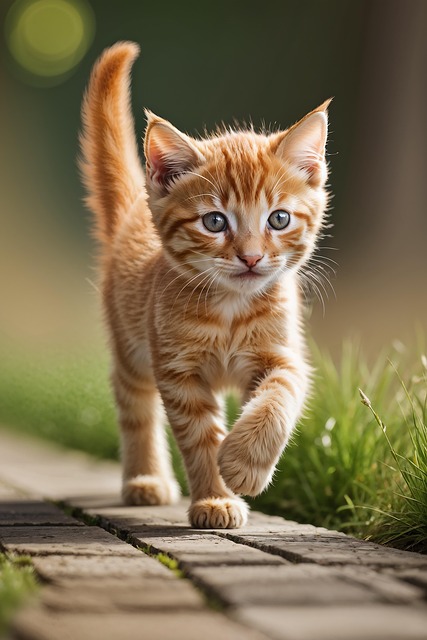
(218, 351), (309, 496)
(157, 372), (248, 529)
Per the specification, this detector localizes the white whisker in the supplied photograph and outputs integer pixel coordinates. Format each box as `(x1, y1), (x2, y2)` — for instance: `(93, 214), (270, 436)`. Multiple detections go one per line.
(86, 277), (100, 293)
(204, 269), (221, 316)
(184, 193), (215, 202)
(203, 168), (225, 197)
(159, 258), (216, 301)
(186, 171), (221, 197)
(184, 267), (215, 318)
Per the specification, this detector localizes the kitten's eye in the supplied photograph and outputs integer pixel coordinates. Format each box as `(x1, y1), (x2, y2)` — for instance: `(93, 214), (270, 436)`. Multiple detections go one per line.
(268, 210), (291, 230)
(202, 212), (227, 233)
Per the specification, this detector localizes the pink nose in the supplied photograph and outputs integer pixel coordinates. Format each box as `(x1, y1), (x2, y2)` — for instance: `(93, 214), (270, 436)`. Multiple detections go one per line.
(237, 254), (264, 268)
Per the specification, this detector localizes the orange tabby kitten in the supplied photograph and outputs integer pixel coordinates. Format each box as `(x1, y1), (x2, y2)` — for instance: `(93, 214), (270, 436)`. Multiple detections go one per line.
(80, 42), (330, 528)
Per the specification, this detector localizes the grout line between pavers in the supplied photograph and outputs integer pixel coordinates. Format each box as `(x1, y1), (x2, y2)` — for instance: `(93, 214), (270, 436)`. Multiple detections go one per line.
(1, 494), (230, 616)
(55, 500), (230, 611)
(217, 531), (427, 571)
(217, 530), (315, 565)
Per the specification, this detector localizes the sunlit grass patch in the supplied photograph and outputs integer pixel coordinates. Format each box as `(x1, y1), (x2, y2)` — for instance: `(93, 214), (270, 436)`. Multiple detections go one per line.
(251, 339), (427, 552)
(0, 346), (118, 459)
(358, 361), (427, 553)
(0, 553), (38, 633)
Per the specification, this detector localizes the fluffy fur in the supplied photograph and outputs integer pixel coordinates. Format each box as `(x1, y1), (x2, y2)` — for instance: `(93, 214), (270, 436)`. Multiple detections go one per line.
(79, 42), (331, 528)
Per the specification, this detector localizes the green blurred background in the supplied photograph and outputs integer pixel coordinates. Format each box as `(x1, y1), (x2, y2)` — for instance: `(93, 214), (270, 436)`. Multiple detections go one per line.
(1, 0), (426, 359)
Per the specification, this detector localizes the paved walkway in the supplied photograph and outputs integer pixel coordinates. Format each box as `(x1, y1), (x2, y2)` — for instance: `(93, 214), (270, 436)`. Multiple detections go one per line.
(0, 428), (427, 640)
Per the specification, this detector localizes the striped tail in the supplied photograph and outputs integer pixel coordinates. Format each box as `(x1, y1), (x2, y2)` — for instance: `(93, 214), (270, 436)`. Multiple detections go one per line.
(79, 42), (144, 246)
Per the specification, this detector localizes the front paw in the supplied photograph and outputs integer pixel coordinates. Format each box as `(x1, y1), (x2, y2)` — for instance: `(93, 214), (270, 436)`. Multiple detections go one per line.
(189, 496), (248, 529)
(218, 435), (275, 496)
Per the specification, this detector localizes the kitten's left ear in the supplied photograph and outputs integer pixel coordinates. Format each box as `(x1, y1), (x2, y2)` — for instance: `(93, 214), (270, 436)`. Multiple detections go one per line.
(271, 99), (332, 186)
(144, 110), (205, 195)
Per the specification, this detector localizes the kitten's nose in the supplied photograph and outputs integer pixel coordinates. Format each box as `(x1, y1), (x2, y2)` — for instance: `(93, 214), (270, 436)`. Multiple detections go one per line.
(237, 254), (264, 268)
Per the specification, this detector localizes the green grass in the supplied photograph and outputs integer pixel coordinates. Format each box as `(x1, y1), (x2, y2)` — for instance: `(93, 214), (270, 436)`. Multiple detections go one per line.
(250, 341), (427, 552)
(358, 367), (427, 552)
(0, 338), (426, 552)
(0, 553), (38, 634)
(0, 346), (118, 459)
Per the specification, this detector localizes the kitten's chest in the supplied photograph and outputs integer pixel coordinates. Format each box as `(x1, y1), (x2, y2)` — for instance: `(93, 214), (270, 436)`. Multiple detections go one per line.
(194, 311), (290, 388)
(152, 286), (298, 389)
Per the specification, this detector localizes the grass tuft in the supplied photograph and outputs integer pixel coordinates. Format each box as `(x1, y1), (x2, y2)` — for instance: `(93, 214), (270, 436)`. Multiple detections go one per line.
(358, 361), (427, 552)
(154, 552), (183, 576)
(0, 553), (38, 634)
(251, 339), (427, 552)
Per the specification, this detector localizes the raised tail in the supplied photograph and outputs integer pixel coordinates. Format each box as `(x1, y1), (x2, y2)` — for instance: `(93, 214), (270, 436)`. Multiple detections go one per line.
(79, 42), (144, 246)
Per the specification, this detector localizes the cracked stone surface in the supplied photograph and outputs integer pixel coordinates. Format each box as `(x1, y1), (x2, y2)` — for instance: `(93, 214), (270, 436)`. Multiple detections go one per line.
(1, 428), (427, 640)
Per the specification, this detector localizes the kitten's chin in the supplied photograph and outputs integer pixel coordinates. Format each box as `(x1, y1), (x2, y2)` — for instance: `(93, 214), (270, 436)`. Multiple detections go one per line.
(224, 271), (273, 295)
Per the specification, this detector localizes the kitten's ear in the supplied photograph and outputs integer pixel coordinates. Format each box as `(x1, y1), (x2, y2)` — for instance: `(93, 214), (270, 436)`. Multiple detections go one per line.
(271, 99), (331, 186)
(144, 111), (204, 194)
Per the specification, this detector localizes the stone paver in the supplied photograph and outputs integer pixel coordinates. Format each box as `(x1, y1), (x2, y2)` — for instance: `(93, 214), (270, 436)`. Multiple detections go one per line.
(1, 428), (427, 640)
(32, 554), (172, 580)
(0, 525), (142, 556)
(189, 563), (424, 606)
(221, 529), (427, 568)
(0, 501), (83, 526)
(12, 608), (267, 640)
(233, 605), (427, 640)
(39, 577), (205, 612)
(127, 530), (288, 568)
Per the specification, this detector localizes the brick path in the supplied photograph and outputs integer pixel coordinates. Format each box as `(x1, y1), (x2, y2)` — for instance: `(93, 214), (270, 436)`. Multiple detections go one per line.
(1, 428), (426, 640)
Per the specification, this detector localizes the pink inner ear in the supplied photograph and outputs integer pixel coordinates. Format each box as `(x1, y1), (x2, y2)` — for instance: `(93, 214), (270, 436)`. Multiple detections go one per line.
(302, 154), (323, 177)
(275, 111), (328, 186)
(146, 138), (168, 182)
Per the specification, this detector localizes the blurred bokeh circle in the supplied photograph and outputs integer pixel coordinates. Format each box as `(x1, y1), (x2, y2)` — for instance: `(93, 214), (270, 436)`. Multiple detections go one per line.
(5, 0), (95, 85)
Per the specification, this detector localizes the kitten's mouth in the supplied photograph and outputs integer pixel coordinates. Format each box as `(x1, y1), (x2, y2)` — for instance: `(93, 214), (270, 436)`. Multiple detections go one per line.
(234, 270), (263, 280)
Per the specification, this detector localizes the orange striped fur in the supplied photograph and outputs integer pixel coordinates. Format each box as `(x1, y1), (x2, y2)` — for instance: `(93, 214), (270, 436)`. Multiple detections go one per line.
(80, 42), (331, 528)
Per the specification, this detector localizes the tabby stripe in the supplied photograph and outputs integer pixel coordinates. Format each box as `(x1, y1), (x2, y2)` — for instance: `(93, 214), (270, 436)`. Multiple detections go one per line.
(176, 425), (224, 451)
(222, 148), (242, 203)
(164, 215), (200, 241)
(114, 369), (156, 395)
(232, 304), (271, 327)
(265, 375), (296, 394)
(166, 395), (218, 418)
(253, 169), (267, 203)
(238, 164), (254, 205)
(294, 211), (314, 230)
(104, 289), (140, 378)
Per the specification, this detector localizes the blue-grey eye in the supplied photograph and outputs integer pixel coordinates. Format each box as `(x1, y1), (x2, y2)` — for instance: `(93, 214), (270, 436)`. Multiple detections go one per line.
(202, 212), (227, 233)
(268, 210), (291, 230)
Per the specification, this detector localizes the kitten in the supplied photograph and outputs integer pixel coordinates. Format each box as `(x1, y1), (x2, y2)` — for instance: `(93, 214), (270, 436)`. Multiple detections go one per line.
(80, 42), (330, 529)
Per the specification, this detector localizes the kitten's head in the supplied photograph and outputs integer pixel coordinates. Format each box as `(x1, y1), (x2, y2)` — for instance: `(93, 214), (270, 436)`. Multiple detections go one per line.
(143, 102), (330, 295)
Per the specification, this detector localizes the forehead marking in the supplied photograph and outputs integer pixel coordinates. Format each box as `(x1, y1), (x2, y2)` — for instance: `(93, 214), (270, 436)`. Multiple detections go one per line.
(222, 147), (242, 205)
(251, 147), (268, 203)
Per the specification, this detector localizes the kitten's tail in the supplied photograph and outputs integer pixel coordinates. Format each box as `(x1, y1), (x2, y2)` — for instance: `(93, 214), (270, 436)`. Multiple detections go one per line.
(79, 41), (144, 246)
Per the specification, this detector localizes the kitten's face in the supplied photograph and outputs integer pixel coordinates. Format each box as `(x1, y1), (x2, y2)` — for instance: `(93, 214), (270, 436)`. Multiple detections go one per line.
(144, 105), (329, 296)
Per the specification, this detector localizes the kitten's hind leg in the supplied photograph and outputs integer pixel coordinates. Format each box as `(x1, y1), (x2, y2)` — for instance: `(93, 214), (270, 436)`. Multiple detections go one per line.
(112, 364), (180, 506)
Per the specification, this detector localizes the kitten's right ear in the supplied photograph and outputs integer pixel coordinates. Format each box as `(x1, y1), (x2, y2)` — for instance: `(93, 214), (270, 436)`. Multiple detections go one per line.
(271, 99), (332, 187)
(144, 111), (204, 194)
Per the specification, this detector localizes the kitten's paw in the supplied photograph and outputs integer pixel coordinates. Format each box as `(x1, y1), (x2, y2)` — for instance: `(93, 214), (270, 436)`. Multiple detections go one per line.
(189, 497), (248, 529)
(218, 438), (274, 497)
(122, 475), (181, 506)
